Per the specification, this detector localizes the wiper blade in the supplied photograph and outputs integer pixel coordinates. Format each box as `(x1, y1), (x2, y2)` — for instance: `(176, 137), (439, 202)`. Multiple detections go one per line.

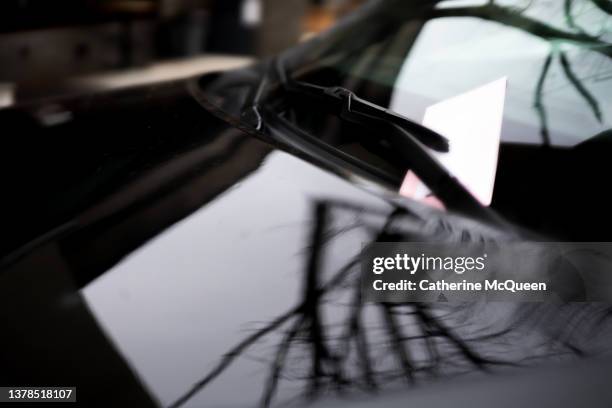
(276, 59), (449, 152)
(264, 58), (507, 226)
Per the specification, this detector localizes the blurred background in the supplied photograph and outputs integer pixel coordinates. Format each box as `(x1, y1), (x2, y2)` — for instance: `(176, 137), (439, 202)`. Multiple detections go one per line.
(0, 0), (364, 104)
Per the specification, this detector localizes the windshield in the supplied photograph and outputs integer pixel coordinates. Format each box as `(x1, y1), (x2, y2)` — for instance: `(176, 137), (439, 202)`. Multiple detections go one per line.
(260, 0), (612, 240)
(284, 0), (611, 146)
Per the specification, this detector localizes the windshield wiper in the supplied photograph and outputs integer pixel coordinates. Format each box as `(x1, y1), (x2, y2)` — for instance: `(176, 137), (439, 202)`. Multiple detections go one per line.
(275, 59), (449, 153)
(271, 58), (507, 225)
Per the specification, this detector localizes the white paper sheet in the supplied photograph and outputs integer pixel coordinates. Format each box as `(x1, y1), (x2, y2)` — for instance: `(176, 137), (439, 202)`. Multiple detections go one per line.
(401, 77), (507, 206)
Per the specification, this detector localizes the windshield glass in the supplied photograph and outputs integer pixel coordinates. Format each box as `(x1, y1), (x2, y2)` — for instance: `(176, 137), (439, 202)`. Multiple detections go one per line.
(285, 0), (611, 147)
(270, 0), (612, 239)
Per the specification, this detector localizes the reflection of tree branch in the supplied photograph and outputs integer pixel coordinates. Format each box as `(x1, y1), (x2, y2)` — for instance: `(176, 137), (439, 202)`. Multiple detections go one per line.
(303, 203), (346, 398)
(413, 306), (441, 376)
(168, 305), (301, 408)
(429, 1), (610, 142)
(304, 203), (327, 398)
(534, 51), (554, 145)
(169, 202), (363, 408)
(564, 0), (585, 33)
(380, 303), (415, 383)
(261, 316), (304, 407)
(559, 51), (604, 122)
(170, 200), (593, 408)
(429, 3), (612, 58)
(339, 277), (378, 390)
(414, 304), (496, 370)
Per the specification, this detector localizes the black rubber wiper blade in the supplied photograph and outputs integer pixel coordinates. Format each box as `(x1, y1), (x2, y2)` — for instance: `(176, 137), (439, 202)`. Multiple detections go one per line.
(276, 60), (449, 153)
(269, 58), (509, 227)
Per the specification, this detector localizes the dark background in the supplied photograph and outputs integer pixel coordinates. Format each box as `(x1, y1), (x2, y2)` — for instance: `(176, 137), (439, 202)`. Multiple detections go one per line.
(0, 0), (364, 102)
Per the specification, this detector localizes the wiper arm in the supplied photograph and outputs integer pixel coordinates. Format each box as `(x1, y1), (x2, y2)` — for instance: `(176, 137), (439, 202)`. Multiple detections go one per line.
(276, 59), (449, 152)
(265, 58), (506, 226)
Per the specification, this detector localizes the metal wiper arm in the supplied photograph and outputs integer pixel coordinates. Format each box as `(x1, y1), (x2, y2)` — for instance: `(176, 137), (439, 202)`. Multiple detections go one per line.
(276, 59), (449, 153)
